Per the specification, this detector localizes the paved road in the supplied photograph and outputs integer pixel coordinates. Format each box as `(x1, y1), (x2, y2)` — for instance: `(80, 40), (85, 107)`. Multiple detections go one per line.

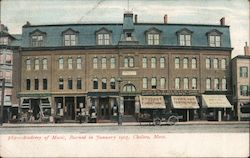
(0, 123), (249, 134)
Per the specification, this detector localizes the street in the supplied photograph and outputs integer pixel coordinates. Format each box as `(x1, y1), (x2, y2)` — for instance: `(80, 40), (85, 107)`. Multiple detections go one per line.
(0, 123), (249, 134)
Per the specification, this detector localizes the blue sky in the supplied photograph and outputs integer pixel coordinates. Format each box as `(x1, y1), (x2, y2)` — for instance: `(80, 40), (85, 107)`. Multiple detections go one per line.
(1, 0), (249, 57)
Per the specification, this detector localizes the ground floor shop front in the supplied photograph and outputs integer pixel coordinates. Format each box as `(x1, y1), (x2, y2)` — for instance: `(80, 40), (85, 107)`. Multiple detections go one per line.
(13, 93), (234, 123)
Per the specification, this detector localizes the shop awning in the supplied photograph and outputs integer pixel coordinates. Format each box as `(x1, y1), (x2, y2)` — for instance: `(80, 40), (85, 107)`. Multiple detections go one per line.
(139, 96), (165, 109)
(171, 96), (199, 109)
(202, 95), (232, 108)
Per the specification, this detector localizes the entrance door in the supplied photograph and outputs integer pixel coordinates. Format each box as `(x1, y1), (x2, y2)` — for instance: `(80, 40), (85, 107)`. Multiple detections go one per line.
(65, 97), (75, 120)
(31, 99), (40, 120)
(124, 96), (135, 115)
(99, 98), (110, 120)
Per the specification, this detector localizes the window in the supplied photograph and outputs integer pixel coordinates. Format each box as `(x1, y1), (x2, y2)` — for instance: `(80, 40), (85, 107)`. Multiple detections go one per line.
(68, 58), (73, 69)
(240, 85), (249, 96)
(76, 57), (82, 69)
(77, 78), (82, 89)
(110, 78), (116, 89)
(31, 35), (44, 47)
(5, 71), (12, 83)
(5, 54), (12, 65)
(59, 58), (64, 69)
(191, 58), (197, 69)
(97, 34), (110, 45)
(175, 78), (180, 89)
(93, 78), (98, 89)
(34, 58), (39, 70)
(192, 78), (197, 89)
(213, 58), (219, 69)
(151, 77), (157, 89)
(26, 79), (31, 90)
(142, 78), (148, 89)
(93, 57), (98, 69)
(183, 58), (188, 69)
(34, 79), (39, 90)
(214, 78), (219, 90)
(209, 35), (221, 47)
(148, 34), (159, 45)
(179, 34), (191, 46)
(124, 57), (134, 68)
(68, 78), (73, 89)
(64, 34), (76, 46)
(126, 32), (132, 41)
(43, 78), (47, 90)
(26, 59), (31, 70)
(160, 78), (165, 89)
(183, 78), (189, 90)
(110, 57), (116, 69)
(222, 78), (227, 90)
(151, 57), (156, 68)
(206, 78), (211, 90)
(123, 84), (136, 92)
(0, 37), (8, 45)
(102, 78), (107, 89)
(142, 57), (147, 68)
(221, 59), (226, 69)
(175, 57), (180, 69)
(206, 58), (211, 69)
(59, 78), (64, 90)
(0, 54), (3, 64)
(240, 67), (248, 78)
(42, 58), (48, 70)
(160, 57), (165, 68)
(101, 57), (107, 69)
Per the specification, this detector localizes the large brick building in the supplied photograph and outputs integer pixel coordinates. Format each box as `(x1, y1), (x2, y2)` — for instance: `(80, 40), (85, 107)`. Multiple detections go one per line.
(15, 12), (233, 122)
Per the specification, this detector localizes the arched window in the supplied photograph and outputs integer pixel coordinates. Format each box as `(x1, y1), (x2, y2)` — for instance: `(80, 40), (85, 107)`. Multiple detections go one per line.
(160, 77), (165, 89)
(213, 58), (219, 69)
(222, 78), (227, 90)
(110, 78), (116, 89)
(160, 57), (165, 68)
(142, 57), (147, 68)
(68, 58), (73, 69)
(191, 58), (197, 69)
(183, 58), (188, 69)
(42, 58), (48, 70)
(26, 59), (31, 70)
(102, 78), (107, 89)
(101, 57), (107, 69)
(221, 59), (226, 69)
(93, 57), (98, 69)
(183, 78), (189, 89)
(93, 78), (98, 89)
(123, 84), (136, 92)
(76, 57), (82, 69)
(34, 58), (39, 70)
(59, 58), (64, 69)
(151, 57), (156, 68)
(110, 57), (116, 69)
(175, 57), (180, 69)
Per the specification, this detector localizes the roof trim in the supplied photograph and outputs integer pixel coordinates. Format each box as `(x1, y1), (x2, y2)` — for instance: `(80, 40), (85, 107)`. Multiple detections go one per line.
(176, 28), (193, 34)
(232, 55), (250, 60)
(61, 28), (79, 34)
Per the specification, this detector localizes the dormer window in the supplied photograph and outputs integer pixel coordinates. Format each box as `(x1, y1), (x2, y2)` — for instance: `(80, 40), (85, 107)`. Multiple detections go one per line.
(145, 27), (161, 45)
(30, 29), (46, 47)
(62, 28), (78, 46)
(0, 37), (8, 45)
(207, 29), (222, 47)
(96, 27), (112, 45)
(176, 28), (193, 46)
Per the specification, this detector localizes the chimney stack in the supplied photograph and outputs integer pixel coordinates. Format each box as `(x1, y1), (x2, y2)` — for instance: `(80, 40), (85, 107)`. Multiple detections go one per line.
(164, 14), (168, 24)
(220, 17), (225, 26)
(134, 14), (138, 23)
(244, 42), (250, 56)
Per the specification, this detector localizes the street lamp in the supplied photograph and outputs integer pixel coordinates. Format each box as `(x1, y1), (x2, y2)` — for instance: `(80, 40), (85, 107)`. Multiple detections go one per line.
(117, 77), (122, 126)
(0, 78), (5, 126)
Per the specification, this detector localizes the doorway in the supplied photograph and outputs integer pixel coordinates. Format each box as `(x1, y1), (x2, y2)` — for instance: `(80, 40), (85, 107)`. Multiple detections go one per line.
(65, 97), (75, 120)
(124, 96), (135, 115)
(31, 99), (40, 120)
(99, 98), (110, 120)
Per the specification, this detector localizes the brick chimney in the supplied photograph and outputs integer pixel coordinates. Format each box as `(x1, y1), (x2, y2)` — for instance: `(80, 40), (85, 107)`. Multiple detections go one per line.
(164, 14), (168, 24)
(244, 42), (250, 56)
(134, 14), (138, 23)
(220, 17), (225, 26)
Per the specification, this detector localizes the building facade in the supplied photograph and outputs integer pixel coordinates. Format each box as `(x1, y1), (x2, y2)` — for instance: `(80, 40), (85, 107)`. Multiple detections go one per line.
(231, 44), (250, 121)
(0, 24), (20, 122)
(17, 13), (233, 123)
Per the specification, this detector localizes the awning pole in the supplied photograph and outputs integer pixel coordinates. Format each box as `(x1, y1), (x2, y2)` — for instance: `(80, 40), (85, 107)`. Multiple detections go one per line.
(187, 109), (189, 122)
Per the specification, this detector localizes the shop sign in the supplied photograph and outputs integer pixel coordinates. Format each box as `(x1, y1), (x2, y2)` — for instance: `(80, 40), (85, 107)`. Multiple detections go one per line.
(122, 71), (137, 76)
(139, 96), (165, 109)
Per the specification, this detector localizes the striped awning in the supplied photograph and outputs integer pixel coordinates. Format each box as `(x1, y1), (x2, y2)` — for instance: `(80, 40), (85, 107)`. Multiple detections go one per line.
(171, 96), (199, 109)
(202, 95), (232, 108)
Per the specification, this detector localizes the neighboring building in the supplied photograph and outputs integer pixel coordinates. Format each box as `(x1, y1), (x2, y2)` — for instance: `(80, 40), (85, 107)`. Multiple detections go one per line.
(17, 12), (233, 123)
(0, 23), (21, 122)
(231, 43), (250, 121)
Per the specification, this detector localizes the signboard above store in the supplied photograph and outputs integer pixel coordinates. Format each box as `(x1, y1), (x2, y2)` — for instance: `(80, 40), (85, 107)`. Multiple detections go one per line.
(122, 71), (137, 76)
(139, 96), (165, 109)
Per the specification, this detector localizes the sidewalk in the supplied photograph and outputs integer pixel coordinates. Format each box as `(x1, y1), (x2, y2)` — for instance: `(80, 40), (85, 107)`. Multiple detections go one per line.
(1, 121), (249, 128)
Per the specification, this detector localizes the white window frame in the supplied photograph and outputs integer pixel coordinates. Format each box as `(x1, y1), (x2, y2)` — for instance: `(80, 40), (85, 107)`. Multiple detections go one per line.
(93, 57), (98, 69)
(142, 57), (147, 68)
(59, 58), (64, 70)
(148, 33), (159, 45)
(101, 57), (107, 69)
(42, 58), (48, 70)
(180, 34), (191, 46)
(160, 77), (165, 89)
(68, 58), (73, 70)
(183, 78), (189, 90)
(160, 57), (165, 68)
(175, 78), (180, 89)
(151, 57), (156, 68)
(192, 78), (197, 89)
(64, 34), (76, 46)
(34, 58), (39, 70)
(175, 57), (180, 69)
(206, 78), (211, 90)
(143, 78), (148, 89)
(222, 78), (227, 90)
(110, 57), (116, 69)
(76, 57), (82, 69)
(183, 58), (188, 69)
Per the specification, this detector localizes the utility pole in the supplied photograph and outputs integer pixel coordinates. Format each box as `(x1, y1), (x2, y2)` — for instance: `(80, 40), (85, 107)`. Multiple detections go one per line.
(0, 78), (5, 125)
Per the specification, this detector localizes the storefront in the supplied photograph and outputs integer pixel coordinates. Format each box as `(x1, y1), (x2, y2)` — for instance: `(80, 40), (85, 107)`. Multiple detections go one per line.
(202, 95), (232, 121)
(171, 96), (199, 121)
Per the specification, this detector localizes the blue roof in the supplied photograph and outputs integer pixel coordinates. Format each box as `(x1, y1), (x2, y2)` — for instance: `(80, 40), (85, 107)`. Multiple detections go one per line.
(20, 13), (232, 48)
